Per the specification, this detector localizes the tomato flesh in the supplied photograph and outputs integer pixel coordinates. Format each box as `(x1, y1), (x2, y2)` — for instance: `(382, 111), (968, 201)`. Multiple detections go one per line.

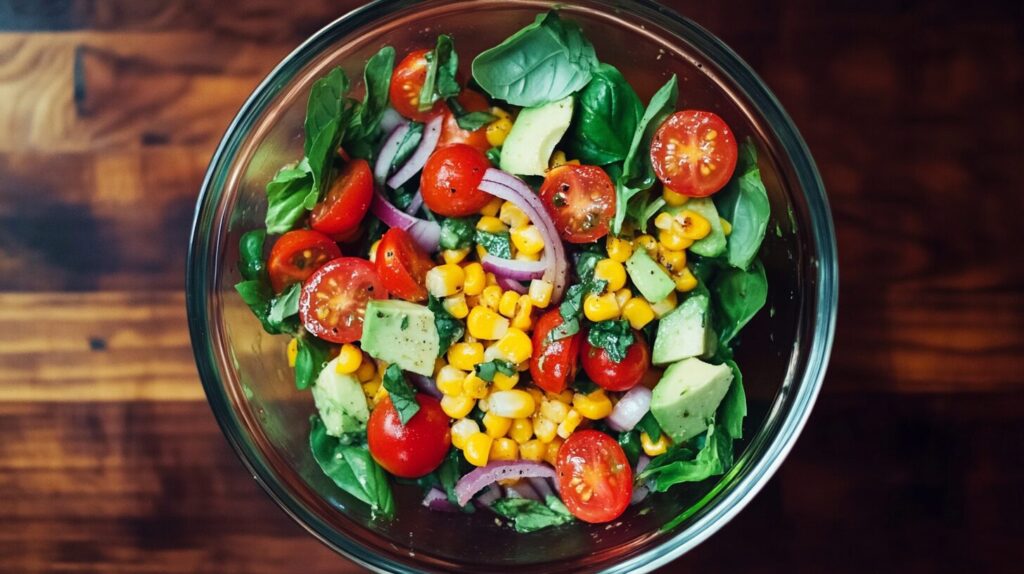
(310, 159), (374, 237)
(539, 165), (615, 243)
(420, 143), (493, 217)
(580, 330), (650, 392)
(299, 257), (387, 343)
(368, 394), (451, 478)
(375, 228), (435, 302)
(650, 110), (738, 198)
(438, 89), (492, 153)
(556, 430), (632, 523)
(266, 230), (342, 293)
(389, 49), (446, 122)
(530, 309), (582, 394)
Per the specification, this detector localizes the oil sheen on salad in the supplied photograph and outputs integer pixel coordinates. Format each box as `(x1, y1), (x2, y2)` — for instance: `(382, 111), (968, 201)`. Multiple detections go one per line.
(234, 10), (771, 533)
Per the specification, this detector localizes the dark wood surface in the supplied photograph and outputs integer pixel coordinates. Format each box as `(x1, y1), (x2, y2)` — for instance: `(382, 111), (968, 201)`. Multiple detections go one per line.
(1, 0), (1022, 572)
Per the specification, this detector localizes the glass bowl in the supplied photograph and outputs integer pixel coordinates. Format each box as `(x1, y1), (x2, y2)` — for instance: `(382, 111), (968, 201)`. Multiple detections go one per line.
(186, 0), (837, 572)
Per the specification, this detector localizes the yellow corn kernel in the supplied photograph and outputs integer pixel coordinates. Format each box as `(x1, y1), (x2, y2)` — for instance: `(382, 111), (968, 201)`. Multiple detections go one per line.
(441, 394), (476, 419)
(549, 150), (568, 168)
(606, 236), (634, 263)
(486, 112), (513, 147)
(443, 294), (470, 319)
(662, 187), (689, 207)
(486, 328), (533, 364)
(480, 197), (504, 217)
(510, 225), (545, 255)
(488, 390), (537, 418)
(573, 390), (614, 420)
(635, 234), (658, 254)
(641, 432), (670, 456)
(368, 239), (381, 263)
(543, 437), (564, 466)
(485, 272), (499, 286)
(477, 395), (490, 412)
(426, 264), (465, 298)
(546, 389), (574, 404)
(355, 353), (377, 382)
(434, 357), (447, 376)
(465, 295), (480, 308)
(533, 417), (558, 443)
(462, 262), (486, 296)
(464, 373), (490, 399)
(335, 344), (363, 374)
(372, 382), (389, 406)
(614, 288), (633, 309)
(499, 201), (530, 228)
(493, 371), (519, 391)
(490, 437), (518, 461)
(658, 246), (687, 274)
(480, 285), (503, 310)
(720, 217), (733, 236)
(540, 399), (570, 423)
(526, 387), (545, 406)
(659, 228), (692, 251)
(519, 439), (546, 461)
(650, 291), (678, 318)
(467, 306), (510, 340)
(442, 247), (470, 264)
(510, 296), (534, 331)
(515, 250), (542, 262)
(584, 292), (620, 322)
(622, 297), (656, 330)
(436, 365), (468, 396)
(509, 418), (533, 444)
(674, 268), (699, 293)
(464, 432), (493, 467)
(654, 212), (675, 231)
(448, 341), (485, 371)
(557, 409), (583, 439)
(675, 210), (711, 240)
(498, 291), (520, 318)
(476, 244), (489, 260)
(362, 379), (380, 398)
(286, 338), (298, 367)
(476, 215), (507, 233)
(451, 418), (481, 450)
(527, 280), (553, 308)
(594, 258), (627, 292)
(483, 412), (513, 438)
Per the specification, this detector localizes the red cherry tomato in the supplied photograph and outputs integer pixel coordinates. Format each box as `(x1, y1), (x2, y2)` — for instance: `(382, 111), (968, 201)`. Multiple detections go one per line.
(580, 329), (650, 392)
(374, 228), (435, 302)
(556, 430), (632, 523)
(539, 165), (616, 244)
(299, 257), (386, 343)
(389, 49), (446, 122)
(368, 394), (451, 478)
(438, 89), (492, 153)
(266, 230), (342, 293)
(310, 159), (374, 237)
(650, 110), (738, 198)
(530, 309), (582, 394)
(420, 143), (493, 217)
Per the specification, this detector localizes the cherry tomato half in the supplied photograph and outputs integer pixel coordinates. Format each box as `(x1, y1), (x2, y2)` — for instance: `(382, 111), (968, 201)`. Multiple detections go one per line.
(580, 329), (650, 392)
(420, 143), (493, 217)
(266, 229), (342, 293)
(650, 110), (738, 198)
(299, 257), (386, 343)
(310, 159), (374, 237)
(438, 89), (492, 153)
(556, 430), (633, 523)
(389, 49), (446, 122)
(530, 309), (582, 394)
(375, 228), (435, 302)
(539, 165), (616, 244)
(368, 394), (451, 478)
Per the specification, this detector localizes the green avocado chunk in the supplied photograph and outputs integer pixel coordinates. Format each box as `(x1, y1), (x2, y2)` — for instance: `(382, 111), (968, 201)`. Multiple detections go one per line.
(360, 300), (439, 376)
(312, 357), (370, 437)
(499, 96), (574, 176)
(652, 292), (716, 365)
(650, 357), (734, 443)
(625, 248), (675, 303)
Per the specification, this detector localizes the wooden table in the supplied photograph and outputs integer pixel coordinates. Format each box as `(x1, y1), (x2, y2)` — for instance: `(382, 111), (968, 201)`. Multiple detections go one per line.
(2, 1), (1021, 572)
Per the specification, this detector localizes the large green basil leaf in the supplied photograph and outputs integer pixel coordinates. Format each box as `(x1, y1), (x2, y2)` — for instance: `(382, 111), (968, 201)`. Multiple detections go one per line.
(714, 141), (770, 270)
(419, 34), (460, 112)
(565, 63), (643, 165)
(310, 416), (395, 518)
(304, 67), (351, 198)
(344, 46), (396, 151)
(264, 159), (315, 235)
(711, 258), (768, 346)
(237, 229), (266, 281)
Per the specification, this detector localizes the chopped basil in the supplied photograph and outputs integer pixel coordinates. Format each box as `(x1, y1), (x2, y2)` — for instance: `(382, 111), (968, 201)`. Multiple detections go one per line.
(381, 364), (420, 424)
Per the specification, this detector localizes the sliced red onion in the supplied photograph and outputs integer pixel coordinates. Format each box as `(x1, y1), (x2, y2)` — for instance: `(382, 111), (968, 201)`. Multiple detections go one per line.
(503, 480), (541, 501)
(481, 254), (546, 281)
(527, 477), (554, 499)
(607, 386), (653, 432)
(631, 456), (651, 505)
(409, 373), (441, 399)
(475, 484), (502, 508)
(387, 114), (442, 190)
(423, 488), (460, 512)
(454, 460), (556, 507)
(374, 121), (411, 183)
(379, 107), (404, 134)
(478, 169), (569, 303)
(370, 191), (440, 252)
(496, 275), (528, 294)
(404, 190), (424, 215)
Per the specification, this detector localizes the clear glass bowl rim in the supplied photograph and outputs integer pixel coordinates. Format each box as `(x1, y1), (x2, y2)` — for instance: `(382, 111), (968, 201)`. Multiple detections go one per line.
(185, 1), (838, 572)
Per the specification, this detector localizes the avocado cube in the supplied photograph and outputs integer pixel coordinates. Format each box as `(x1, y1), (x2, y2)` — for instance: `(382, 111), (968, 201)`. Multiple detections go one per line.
(652, 293), (714, 365)
(650, 357), (734, 443)
(360, 300), (439, 376)
(625, 249), (675, 303)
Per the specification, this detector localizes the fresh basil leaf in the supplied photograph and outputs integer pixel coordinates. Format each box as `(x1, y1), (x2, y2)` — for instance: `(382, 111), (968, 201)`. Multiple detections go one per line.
(305, 67), (352, 198)
(639, 421), (733, 491)
(636, 411), (662, 442)
(492, 495), (574, 533)
(627, 193), (666, 232)
(714, 141), (770, 270)
(475, 360), (517, 383)
(428, 295), (465, 356)
(439, 217), (478, 250)
(455, 110), (497, 131)
(419, 34), (460, 112)
(238, 229), (266, 281)
(618, 430), (642, 466)
(388, 122), (424, 176)
(586, 319), (634, 363)
(565, 63), (643, 165)
(344, 46), (396, 148)
(574, 249), (603, 282)
(382, 364), (420, 424)
(486, 147), (501, 166)
(711, 258), (767, 347)
(295, 335), (332, 390)
(720, 359), (747, 440)
(264, 160), (316, 234)
(234, 279), (274, 330)
(547, 279), (606, 343)
(435, 448), (473, 510)
(475, 230), (512, 259)
(471, 11), (598, 107)
(310, 415), (395, 518)
(268, 283), (301, 324)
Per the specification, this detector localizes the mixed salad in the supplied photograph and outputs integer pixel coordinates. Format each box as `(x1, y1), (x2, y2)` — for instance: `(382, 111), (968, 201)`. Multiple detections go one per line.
(234, 10), (770, 532)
